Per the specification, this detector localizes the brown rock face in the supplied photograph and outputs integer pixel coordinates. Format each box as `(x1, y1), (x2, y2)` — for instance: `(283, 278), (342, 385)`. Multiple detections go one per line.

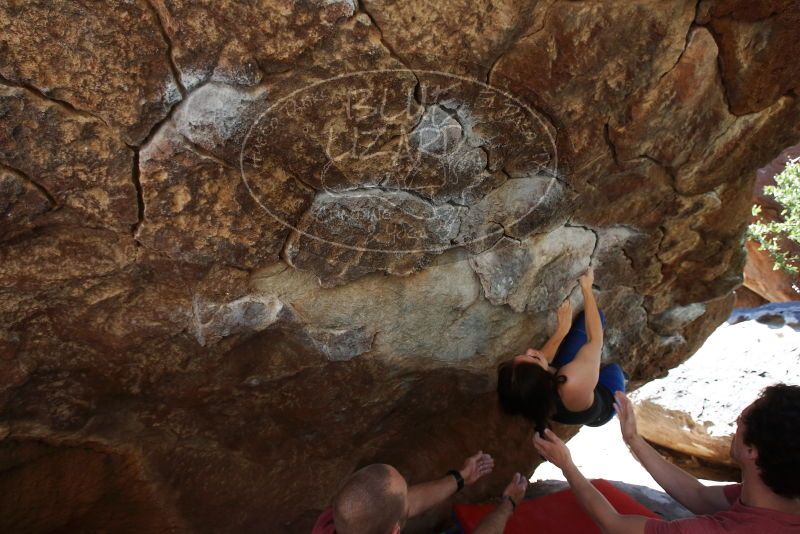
(0, 0), (181, 145)
(0, 85), (138, 231)
(137, 121), (313, 269)
(150, 0), (356, 89)
(698, 0), (800, 115)
(1, 1), (799, 532)
(0, 439), (185, 533)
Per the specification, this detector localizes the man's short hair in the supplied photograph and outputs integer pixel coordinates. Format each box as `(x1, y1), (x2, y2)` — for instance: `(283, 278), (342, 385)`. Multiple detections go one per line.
(743, 383), (800, 499)
(332, 464), (406, 534)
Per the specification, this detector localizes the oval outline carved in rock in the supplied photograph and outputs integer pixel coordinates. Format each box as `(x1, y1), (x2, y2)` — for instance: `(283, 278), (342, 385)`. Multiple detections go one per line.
(239, 68), (560, 254)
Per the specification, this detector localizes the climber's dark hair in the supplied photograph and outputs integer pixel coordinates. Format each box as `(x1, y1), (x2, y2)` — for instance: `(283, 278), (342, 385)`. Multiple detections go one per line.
(742, 383), (800, 499)
(497, 359), (565, 435)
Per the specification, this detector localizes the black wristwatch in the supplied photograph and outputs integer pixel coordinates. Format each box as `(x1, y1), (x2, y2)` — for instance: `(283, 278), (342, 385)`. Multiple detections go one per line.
(447, 469), (464, 492)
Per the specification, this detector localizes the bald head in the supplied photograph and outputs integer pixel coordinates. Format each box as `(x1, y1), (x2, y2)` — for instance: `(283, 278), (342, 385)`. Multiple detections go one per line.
(332, 464), (408, 534)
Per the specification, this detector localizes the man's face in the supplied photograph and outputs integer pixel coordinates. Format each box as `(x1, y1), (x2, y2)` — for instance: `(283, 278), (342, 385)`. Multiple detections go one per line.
(730, 403), (755, 466)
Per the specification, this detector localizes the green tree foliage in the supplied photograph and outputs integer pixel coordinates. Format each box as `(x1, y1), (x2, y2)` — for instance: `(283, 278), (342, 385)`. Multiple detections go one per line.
(748, 158), (800, 275)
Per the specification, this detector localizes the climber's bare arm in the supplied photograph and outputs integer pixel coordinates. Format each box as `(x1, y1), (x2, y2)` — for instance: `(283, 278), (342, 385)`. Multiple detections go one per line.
(540, 299), (572, 363)
(557, 269), (602, 405)
(578, 268), (603, 346)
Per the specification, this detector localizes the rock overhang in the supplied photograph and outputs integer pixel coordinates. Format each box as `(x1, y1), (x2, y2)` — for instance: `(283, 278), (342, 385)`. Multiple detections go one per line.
(1, 0), (799, 531)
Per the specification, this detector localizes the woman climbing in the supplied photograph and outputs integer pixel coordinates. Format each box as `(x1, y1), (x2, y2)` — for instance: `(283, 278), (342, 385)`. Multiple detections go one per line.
(496, 267), (626, 434)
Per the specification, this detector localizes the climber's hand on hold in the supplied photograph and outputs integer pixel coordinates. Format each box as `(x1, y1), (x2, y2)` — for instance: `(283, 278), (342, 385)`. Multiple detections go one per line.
(579, 267), (595, 290)
(460, 450), (495, 486)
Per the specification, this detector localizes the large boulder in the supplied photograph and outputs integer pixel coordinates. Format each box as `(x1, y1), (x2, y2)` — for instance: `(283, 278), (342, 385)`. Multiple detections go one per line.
(1, 0), (799, 531)
(632, 303), (800, 475)
(742, 144), (800, 303)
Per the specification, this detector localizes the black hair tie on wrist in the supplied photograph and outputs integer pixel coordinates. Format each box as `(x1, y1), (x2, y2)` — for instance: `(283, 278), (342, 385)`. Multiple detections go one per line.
(503, 494), (517, 511)
(447, 469), (464, 492)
